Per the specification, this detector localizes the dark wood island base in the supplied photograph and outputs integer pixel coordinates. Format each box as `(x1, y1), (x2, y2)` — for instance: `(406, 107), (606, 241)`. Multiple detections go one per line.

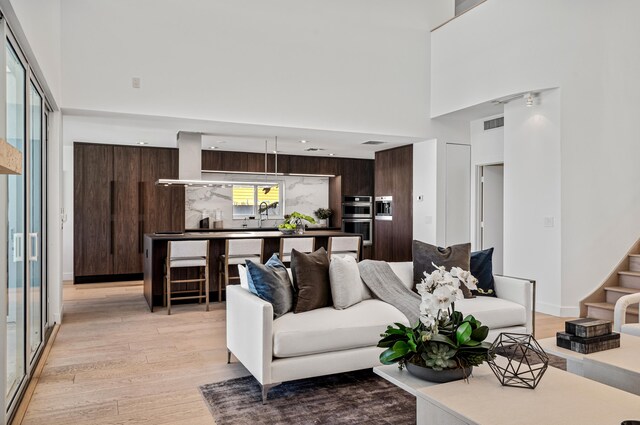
(143, 230), (359, 312)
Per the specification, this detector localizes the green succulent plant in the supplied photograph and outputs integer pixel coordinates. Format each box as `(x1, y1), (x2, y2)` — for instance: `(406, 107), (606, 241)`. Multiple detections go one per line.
(378, 312), (494, 370)
(422, 343), (457, 371)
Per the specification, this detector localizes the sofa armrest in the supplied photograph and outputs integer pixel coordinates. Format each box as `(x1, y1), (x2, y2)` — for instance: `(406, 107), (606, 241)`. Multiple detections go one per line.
(614, 292), (640, 332)
(226, 285), (274, 385)
(494, 275), (536, 336)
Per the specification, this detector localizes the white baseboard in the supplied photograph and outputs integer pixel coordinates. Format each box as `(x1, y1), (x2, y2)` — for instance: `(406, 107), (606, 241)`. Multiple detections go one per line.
(63, 272), (73, 281)
(536, 302), (579, 317)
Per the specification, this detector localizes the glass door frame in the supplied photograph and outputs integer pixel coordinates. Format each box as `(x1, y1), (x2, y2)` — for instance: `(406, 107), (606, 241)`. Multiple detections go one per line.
(3, 23), (50, 421)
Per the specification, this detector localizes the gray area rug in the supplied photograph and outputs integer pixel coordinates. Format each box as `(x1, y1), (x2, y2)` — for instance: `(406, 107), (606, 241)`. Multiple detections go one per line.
(199, 369), (415, 425)
(200, 356), (567, 425)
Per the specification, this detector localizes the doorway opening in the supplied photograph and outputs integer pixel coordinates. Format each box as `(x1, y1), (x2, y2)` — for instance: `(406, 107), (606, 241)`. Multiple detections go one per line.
(476, 164), (504, 274)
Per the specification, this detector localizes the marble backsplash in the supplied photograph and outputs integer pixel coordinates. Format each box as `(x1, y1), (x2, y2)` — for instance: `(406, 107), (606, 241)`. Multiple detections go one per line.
(185, 174), (329, 229)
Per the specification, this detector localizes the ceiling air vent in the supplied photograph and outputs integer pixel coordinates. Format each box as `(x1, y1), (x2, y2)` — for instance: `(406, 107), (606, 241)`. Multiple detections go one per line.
(362, 141), (386, 145)
(304, 147), (325, 152)
(484, 117), (504, 130)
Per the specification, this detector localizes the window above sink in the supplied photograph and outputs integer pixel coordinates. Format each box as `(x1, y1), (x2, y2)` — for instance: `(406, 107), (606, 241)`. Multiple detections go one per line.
(232, 182), (284, 219)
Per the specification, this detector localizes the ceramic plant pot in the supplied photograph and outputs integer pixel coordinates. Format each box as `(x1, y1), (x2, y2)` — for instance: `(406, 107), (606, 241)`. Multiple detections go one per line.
(405, 362), (473, 383)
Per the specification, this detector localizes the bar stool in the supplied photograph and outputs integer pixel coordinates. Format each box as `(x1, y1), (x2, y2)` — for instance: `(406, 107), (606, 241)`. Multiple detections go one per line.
(219, 238), (264, 301)
(327, 236), (361, 261)
(279, 237), (315, 263)
(165, 240), (210, 315)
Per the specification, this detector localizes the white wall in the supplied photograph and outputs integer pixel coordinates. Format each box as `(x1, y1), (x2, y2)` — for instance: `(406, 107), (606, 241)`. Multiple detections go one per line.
(503, 90), (562, 315)
(9, 0), (62, 103)
(61, 0), (435, 138)
(432, 0), (640, 314)
(469, 114), (504, 251)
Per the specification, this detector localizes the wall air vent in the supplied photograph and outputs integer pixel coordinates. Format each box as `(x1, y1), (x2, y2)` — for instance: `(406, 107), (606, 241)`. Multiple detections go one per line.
(484, 116), (504, 130)
(362, 141), (386, 145)
(304, 147), (325, 152)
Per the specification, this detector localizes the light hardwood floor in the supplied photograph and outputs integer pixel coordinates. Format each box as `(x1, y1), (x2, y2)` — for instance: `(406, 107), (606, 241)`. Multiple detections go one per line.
(16, 281), (568, 425)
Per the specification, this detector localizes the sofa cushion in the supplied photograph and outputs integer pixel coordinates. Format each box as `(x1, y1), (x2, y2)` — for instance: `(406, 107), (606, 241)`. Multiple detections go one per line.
(291, 247), (332, 313)
(272, 299), (409, 358)
(455, 296), (526, 330)
(245, 254), (293, 319)
(412, 240), (473, 298)
(329, 255), (362, 309)
(470, 248), (496, 297)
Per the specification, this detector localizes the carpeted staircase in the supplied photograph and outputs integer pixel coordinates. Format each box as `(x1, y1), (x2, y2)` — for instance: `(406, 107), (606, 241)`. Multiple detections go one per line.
(583, 252), (640, 322)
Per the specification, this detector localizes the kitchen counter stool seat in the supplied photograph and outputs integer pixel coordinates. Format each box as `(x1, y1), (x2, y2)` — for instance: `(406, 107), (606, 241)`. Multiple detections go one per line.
(279, 237), (315, 263)
(219, 239), (264, 301)
(327, 236), (361, 261)
(165, 240), (210, 315)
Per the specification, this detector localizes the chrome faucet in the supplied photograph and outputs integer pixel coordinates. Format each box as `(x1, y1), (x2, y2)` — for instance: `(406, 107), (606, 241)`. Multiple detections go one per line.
(258, 201), (269, 228)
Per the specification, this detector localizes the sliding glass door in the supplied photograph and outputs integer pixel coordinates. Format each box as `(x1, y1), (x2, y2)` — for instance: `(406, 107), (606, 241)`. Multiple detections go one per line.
(3, 31), (49, 416)
(5, 40), (26, 403)
(28, 83), (43, 360)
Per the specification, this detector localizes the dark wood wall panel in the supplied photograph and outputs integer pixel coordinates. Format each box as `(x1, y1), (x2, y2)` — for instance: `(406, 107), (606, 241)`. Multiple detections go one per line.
(374, 145), (413, 262)
(113, 146), (142, 274)
(74, 144), (114, 276)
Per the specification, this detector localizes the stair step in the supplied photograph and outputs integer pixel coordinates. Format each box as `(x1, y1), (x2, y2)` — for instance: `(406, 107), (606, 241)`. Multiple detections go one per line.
(618, 271), (640, 289)
(585, 301), (639, 323)
(630, 255), (640, 272)
(604, 286), (640, 303)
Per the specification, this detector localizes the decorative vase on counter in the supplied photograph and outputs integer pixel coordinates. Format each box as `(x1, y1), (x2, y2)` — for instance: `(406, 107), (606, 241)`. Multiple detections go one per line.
(295, 223), (305, 234)
(318, 219), (327, 228)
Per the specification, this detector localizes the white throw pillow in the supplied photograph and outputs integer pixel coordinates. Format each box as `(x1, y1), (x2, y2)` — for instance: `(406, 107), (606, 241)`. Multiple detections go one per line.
(329, 255), (363, 309)
(238, 264), (249, 290)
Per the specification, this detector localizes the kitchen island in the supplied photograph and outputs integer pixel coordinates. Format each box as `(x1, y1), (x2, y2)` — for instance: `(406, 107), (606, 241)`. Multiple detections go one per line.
(143, 230), (357, 311)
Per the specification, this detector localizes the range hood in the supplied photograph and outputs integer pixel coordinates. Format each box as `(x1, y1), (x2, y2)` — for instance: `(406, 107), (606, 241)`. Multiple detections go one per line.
(156, 131), (278, 187)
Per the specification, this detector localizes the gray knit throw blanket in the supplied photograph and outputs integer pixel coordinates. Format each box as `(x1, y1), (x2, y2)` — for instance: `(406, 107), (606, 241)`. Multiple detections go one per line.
(358, 260), (420, 326)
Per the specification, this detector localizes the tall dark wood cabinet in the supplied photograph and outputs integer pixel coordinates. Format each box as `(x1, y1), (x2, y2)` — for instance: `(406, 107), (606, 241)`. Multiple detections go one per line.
(74, 143), (185, 282)
(374, 145), (413, 262)
(113, 146), (142, 274)
(74, 144), (114, 277)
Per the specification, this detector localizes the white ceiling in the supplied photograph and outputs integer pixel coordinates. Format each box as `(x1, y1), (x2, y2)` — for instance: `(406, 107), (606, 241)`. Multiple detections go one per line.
(62, 109), (423, 160)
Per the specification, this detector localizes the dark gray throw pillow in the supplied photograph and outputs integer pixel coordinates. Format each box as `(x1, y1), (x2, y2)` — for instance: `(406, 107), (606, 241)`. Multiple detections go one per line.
(245, 254), (293, 319)
(291, 247), (331, 313)
(412, 240), (474, 298)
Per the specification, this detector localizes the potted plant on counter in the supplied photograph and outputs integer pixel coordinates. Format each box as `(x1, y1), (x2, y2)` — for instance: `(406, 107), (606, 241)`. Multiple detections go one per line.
(313, 208), (333, 228)
(377, 264), (494, 383)
(278, 212), (316, 235)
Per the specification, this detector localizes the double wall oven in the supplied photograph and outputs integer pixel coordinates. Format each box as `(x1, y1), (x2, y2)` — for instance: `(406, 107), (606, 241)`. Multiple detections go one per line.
(342, 195), (372, 246)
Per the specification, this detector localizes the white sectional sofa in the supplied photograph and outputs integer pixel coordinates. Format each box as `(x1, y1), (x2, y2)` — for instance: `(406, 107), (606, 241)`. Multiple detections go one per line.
(226, 262), (535, 402)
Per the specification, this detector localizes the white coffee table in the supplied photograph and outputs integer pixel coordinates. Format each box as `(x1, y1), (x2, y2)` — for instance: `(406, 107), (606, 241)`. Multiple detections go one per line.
(415, 362), (640, 425)
(539, 333), (640, 396)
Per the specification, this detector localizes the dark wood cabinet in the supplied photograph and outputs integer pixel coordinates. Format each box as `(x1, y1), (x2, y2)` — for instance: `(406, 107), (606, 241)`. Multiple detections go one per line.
(374, 145), (413, 262)
(140, 147), (184, 234)
(75, 143), (185, 282)
(74, 144), (114, 277)
(113, 146), (142, 274)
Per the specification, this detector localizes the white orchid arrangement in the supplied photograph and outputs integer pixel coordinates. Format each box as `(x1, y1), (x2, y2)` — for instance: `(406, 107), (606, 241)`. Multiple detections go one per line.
(378, 264), (492, 371)
(416, 264), (478, 339)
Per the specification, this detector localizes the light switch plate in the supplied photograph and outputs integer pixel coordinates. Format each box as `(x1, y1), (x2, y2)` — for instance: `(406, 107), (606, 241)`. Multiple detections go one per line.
(132, 77), (141, 88)
(544, 216), (554, 228)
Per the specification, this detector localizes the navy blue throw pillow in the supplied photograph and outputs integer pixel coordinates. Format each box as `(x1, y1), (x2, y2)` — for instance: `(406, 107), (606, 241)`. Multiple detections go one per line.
(245, 254), (293, 318)
(470, 248), (496, 297)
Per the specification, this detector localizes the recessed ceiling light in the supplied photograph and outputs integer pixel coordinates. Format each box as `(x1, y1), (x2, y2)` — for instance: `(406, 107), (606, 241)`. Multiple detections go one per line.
(273, 150), (277, 154)
(328, 153), (335, 156)
(300, 140), (308, 144)
(137, 141), (148, 145)
(209, 146), (218, 150)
